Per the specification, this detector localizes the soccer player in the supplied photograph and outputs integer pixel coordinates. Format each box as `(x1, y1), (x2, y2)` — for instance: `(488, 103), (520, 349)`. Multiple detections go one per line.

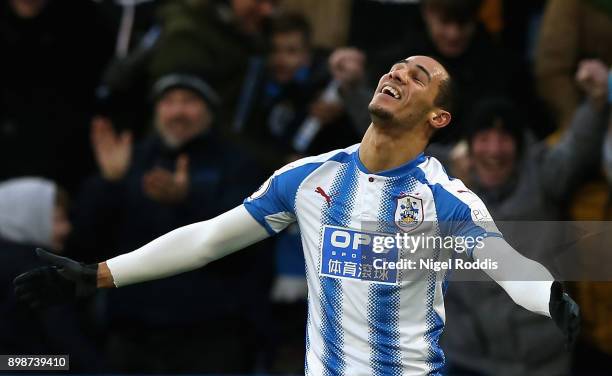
(15, 56), (579, 375)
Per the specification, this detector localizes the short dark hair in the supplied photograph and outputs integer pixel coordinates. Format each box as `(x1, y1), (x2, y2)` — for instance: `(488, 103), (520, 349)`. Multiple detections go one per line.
(467, 97), (525, 154)
(434, 75), (454, 113)
(267, 12), (312, 46)
(422, 0), (483, 24)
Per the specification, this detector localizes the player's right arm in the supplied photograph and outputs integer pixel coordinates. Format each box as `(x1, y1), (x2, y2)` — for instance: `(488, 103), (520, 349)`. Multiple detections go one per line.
(101, 205), (269, 287)
(13, 205), (270, 307)
(13, 155), (312, 308)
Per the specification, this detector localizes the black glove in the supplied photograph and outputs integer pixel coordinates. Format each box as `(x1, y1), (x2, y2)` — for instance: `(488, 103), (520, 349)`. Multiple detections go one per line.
(549, 281), (580, 349)
(13, 248), (98, 309)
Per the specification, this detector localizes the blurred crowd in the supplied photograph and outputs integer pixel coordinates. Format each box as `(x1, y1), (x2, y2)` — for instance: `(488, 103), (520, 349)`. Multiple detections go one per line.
(0, 0), (611, 375)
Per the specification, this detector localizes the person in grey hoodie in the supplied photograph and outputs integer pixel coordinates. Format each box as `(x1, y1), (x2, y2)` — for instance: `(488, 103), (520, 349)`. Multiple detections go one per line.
(0, 177), (71, 252)
(0, 177), (101, 371)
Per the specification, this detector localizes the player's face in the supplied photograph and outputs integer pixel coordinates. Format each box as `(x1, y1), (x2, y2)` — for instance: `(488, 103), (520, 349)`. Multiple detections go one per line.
(369, 56), (448, 130)
(471, 127), (517, 189)
(155, 88), (212, 149)
(269, 31), (311, 84)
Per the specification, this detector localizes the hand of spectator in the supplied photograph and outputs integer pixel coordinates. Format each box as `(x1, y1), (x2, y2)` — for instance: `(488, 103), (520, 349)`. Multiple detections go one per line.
(91, 116), (132, 181)
(142, 155), (190, 204)
(329, 47), (366, 91)
(576, 59), (609, 110)
(449, 140), (472, 183)
(310, 100), (344, 125)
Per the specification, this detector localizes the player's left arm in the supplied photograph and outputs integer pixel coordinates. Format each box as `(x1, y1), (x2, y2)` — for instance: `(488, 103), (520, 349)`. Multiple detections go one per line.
(447, 184), (581, 348)
(473, 234), (580, 348)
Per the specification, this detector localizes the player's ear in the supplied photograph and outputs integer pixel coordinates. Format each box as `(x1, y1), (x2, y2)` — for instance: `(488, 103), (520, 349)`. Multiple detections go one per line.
(428, 110), (451, 129)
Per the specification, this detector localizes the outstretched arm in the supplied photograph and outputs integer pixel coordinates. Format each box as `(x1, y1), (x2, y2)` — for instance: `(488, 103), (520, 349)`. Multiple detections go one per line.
(474, 237), (553, 316)
(473, 237), (580, 346)
(101, 205), (269, 287)
(14, 205), (270, 307)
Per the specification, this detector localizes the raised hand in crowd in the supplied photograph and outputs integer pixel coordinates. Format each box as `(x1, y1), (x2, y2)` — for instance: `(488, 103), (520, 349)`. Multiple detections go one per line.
(309, 100), (344, 126)
(329, 47), (366, 92)
(91, 116), (133, 181)
(142, 154), (190, 205)
(576, 59), (610, 110)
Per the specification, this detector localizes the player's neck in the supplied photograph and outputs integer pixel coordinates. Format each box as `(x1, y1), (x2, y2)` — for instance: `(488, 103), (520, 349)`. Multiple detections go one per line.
(359, 123), (427, 174)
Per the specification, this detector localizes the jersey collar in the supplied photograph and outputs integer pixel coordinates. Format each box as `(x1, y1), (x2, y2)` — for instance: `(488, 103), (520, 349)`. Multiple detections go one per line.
(353, 149), (427, 178)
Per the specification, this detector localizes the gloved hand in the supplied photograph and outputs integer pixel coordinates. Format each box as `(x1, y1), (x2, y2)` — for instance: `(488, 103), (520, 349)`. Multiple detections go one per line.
(14, 248), (98, 309)
(549, 281), (580, 349)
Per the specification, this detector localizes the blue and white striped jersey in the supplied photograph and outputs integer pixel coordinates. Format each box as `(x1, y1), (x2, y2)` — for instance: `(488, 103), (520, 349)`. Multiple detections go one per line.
(244, 144), (502, 375)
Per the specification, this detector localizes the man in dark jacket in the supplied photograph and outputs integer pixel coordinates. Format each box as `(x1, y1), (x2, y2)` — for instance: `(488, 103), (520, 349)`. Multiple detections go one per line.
(72, 74), (271, 373)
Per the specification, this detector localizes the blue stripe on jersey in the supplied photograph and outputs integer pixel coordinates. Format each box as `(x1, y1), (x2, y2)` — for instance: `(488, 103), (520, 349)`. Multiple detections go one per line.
(305, 266), (311, 374)
(320, 277), (345, 376)
(412, 167), (448, 373)
(424, 244), (445, 373)
(412, 168), (501, 258)
(319, 162), (359, 376)
(429, 184), (497, 258)
(368, 177), (404, 376)
(288, 151), (355, 212)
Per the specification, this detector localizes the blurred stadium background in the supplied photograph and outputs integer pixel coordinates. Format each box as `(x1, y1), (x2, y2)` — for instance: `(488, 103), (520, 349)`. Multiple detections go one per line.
(0, 0), (611, 374)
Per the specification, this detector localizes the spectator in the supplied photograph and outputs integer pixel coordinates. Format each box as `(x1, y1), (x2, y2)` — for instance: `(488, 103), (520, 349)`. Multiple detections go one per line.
(234, 12), (361, 171)
(429, 86), (609, 374)
(535, 0), (612, 130)
(0, 0), (114, 192)
(0, 178), (102, 371)
(149, 0), (278, 126)
(574, 59), (612, 375)
(71, 74), (271, 373)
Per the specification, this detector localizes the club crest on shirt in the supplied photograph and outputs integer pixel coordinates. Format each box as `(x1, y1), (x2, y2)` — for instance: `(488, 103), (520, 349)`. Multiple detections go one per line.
(395, 194), (423, 232)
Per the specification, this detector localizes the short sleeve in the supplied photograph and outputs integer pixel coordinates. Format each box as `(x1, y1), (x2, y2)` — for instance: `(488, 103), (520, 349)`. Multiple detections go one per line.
(432, 184), (503, 258)
(243, 160), (321, 235)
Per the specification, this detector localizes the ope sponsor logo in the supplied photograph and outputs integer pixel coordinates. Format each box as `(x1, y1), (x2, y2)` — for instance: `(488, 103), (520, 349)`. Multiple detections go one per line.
(320, 226), (399, 285)
(328, 230), (391, 254)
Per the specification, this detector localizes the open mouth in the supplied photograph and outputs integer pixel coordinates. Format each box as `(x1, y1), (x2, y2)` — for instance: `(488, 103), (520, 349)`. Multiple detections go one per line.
(381, 85), (401, 100)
